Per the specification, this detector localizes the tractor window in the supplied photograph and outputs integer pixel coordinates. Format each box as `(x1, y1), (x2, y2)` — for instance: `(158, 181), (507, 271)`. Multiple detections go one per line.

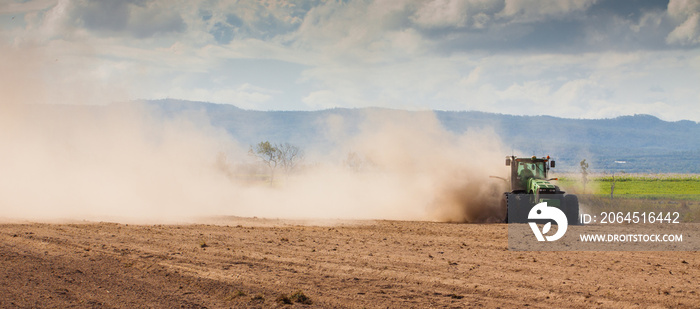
(532, 162), (546, 178)
(517, 162), (546, 179)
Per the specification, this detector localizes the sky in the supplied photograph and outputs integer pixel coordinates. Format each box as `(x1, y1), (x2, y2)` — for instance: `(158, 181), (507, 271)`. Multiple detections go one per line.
(1, 0), (699, 121)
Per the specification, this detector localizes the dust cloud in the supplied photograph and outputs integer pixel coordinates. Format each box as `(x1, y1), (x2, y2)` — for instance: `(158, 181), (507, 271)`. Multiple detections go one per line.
(0, 103), (509, 223)
(0, 44), (510, 224)
(0, 103), (242, 222)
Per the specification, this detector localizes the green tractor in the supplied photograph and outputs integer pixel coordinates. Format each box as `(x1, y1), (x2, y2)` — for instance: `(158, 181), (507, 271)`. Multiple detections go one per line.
(502, 155), (579, 224)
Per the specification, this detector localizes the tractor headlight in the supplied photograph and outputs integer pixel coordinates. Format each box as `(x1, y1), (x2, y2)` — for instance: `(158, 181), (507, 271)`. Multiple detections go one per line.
(538, 188), (556, 194)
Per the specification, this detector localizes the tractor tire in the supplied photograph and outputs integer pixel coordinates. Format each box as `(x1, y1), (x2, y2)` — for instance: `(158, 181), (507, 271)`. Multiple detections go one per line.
(506, 193), (530, 223)
(563, 194), (579, 225)
(501, 194), (508, 223)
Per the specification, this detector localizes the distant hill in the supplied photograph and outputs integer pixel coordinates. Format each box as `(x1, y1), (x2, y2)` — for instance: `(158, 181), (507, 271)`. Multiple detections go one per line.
(143, 99), (700, 174)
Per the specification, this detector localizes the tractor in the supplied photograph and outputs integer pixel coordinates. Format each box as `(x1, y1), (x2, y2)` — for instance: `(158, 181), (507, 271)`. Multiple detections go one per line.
(501, 155), (579, 224)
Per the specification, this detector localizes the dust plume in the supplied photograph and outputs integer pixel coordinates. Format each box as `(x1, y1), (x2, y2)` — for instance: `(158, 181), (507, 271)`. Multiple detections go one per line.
(220, 110), (510, 223)
(0, 44), (510, 224)
(0, 103), (510, 223)
(0, 103), (241, 222)
(321, 109), (510, 222)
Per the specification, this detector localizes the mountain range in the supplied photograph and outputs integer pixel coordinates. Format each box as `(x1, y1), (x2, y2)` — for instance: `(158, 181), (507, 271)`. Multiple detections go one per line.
(144, 99), (700, 174)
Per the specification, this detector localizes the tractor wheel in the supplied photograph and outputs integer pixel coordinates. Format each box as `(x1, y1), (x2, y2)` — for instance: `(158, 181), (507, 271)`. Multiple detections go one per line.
(501, 194), (508, 223)
(506, 193), (530, 223)
(563, 194), (579, 225)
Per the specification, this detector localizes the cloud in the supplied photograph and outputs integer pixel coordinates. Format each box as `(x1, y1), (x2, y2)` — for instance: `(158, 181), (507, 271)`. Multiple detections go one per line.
(200, 0), (306, 44)
(2, 0), (700, 122)
(291, 0), (418, 64)
(667, 0), (700, 24)
(0, 0), (56, 14)
(411, 0), (470, 28)
(497, 0), (597, 22)
(163, 83), (276, 109)
(666, 5), (700, 45)
(70, 0), (186, 38)
(410, 0), (503, 29)
(302, 90), (338, 110)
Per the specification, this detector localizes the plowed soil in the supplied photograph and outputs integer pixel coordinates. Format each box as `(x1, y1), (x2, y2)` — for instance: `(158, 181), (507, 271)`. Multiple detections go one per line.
(1, 218), (698, 308)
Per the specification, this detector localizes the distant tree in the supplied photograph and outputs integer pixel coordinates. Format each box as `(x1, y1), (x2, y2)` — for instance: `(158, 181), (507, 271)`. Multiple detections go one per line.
(249, 141), (304, 183)
(249, 141), (282, 183)
(278, 142), (304, 174)
(580, 159), (589, 193)
(344, 152), (362, 172)
(342, 151), (376, 172)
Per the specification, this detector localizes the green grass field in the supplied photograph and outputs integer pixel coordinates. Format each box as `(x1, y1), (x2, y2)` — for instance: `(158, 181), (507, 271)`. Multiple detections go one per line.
(557, 174), (700, 196)
(557, 174), (700, 222)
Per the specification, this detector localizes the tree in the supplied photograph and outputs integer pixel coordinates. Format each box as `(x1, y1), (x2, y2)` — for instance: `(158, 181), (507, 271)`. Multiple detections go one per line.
(249, 141), (304, 183)
(580, 159), (589, 194)
(344, 151), (362, 172)
(278, 142), (304, 174)
(249, 141), (282, 183)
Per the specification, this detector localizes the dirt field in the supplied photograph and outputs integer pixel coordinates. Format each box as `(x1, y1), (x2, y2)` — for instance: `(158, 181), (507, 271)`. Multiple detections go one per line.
(1, 218), (698, 308)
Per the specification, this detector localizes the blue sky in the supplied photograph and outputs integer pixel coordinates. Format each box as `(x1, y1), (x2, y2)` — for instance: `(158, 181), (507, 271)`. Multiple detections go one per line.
(1, 0), (699, 121)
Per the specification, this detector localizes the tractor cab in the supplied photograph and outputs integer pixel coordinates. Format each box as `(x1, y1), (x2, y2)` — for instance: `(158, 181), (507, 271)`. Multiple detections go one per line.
(506, 156), (554, 193)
